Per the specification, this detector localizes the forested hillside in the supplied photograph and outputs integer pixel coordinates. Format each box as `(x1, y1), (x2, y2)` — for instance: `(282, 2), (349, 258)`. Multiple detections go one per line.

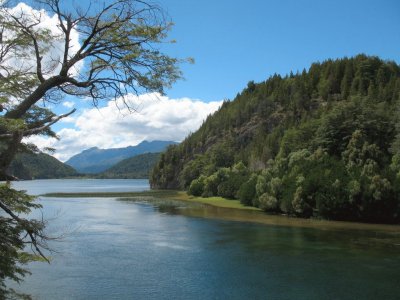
(98, 152), (161, 179)
(8, 152), (78, 180)
(151, 55), (400, 223)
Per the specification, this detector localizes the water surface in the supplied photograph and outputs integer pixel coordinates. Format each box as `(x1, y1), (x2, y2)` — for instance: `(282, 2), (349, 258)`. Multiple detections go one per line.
(11, 178), (149, 195)
(10, 180), (400, 300)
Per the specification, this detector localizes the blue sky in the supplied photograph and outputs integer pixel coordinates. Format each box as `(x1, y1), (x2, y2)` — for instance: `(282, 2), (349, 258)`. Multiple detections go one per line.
(160, 0), (400, 101)
(16, 0), (400, 160)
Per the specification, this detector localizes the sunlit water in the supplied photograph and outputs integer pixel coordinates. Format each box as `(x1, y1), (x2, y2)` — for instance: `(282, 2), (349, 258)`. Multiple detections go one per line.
(9, 180), (400, 299)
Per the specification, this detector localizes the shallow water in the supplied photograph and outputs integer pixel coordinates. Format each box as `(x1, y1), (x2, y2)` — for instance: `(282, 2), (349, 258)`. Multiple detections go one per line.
(9, 180), (400, 299)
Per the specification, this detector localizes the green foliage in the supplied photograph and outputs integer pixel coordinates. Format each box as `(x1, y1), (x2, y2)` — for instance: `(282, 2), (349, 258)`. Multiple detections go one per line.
(277, 120), (320, 158)
(215, 163), (249, 199)
(186, 162), (251, 200)
(150, 145), (185, 189)
(238, 174), (258, 206)
(151, 55), (400, 223)
(179, 154), (209, 189)
(209, 140), (235, 168)
(0, 184), (47, 299)
(314, 98), (394, 157)
(258, 193), (279, 212)
(217, 178), (238, 199)
(8, 152), (78, 180)
(390, 153), (400, 179)
(202, 173), (220, 197)
(188, 175), (206, 196)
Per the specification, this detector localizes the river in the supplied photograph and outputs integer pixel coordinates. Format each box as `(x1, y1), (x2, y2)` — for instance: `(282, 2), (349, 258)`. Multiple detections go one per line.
(8, 179), (400, 299)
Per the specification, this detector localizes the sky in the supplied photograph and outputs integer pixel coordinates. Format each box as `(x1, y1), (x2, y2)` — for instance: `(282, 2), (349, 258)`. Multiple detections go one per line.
(12, 0), (400, 161)
(160, 0), (400, 101)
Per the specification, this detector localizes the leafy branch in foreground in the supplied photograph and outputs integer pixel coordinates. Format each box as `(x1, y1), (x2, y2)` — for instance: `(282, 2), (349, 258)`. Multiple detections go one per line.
(0, 183), (51, 299)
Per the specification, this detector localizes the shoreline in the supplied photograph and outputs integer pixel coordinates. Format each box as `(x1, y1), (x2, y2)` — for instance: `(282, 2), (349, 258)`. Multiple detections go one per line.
(42, 190), (400, 234)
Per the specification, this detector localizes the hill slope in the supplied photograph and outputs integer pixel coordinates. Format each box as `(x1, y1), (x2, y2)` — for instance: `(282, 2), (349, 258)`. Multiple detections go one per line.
(66, 140), (176, 173)
(8, 152), (78, 180)
(151, 54), (400, 223)
(98, 152), (161, 179)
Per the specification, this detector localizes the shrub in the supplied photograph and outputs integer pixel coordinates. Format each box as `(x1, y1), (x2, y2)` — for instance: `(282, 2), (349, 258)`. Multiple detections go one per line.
(258, 193), (279, 212)
(238, 174), (257, 206)
(188, 175), (206, 196)
(202, 174), (219, 197)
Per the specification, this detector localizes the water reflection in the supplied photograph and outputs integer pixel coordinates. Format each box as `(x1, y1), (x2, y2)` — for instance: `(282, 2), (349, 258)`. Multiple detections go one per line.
(141, 198), (400, 255)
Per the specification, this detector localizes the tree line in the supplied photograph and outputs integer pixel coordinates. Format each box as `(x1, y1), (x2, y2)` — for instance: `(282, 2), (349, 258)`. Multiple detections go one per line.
(151, 55), (400, 224)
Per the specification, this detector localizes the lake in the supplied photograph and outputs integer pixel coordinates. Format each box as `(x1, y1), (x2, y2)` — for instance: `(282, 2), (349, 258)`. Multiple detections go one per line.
(11, 178), (150, 195)
(9, 179), (400, 299)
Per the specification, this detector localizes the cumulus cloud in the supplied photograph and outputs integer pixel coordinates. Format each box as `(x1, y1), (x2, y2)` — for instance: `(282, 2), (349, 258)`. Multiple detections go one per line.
(26, 93), (222, 161)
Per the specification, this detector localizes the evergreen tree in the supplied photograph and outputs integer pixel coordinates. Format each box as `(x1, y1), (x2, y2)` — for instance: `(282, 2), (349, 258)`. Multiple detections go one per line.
(151, 55), (400, 224)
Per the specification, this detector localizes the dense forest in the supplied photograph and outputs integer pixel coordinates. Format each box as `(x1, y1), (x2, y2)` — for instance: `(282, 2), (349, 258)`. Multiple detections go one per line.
(8, 152), (78, 180)
(151, 55), (400, 223)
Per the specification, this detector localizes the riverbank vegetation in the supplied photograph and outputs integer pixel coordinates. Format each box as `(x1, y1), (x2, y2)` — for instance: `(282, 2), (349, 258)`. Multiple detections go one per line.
(151, 55), (400, 224)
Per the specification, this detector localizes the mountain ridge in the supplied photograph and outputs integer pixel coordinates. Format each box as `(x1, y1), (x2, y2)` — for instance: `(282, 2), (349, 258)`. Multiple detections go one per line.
(66, 140), (177, 173)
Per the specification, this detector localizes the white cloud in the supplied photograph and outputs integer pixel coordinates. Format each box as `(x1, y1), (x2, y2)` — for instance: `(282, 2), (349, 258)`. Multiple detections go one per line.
(59, 116), (76, 124)
(25, 93), (222, 161)
(62, 101), (75, 108)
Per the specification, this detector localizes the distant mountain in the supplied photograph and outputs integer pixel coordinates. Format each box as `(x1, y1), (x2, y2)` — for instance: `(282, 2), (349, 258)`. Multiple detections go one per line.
(66, 140), (177, 174)
(8, 152), (78, 180)
(97, 152), (161, 179)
